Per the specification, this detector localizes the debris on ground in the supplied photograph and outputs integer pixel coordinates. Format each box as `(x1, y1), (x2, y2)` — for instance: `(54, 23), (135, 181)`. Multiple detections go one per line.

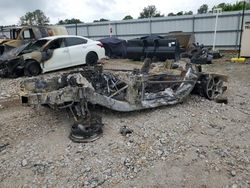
(119, 126), (133, 136)
(0, 143), (9, 152)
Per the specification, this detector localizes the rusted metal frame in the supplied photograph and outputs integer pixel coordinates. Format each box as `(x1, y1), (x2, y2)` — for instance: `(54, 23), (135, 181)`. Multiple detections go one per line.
(103, 68), (133, 72)
(147, 80), (195, 84)
(140, 76), (195, 101)
(109, 85), (128, 98)
(58, 101), (75, 109)
(140, 75), (147, 101)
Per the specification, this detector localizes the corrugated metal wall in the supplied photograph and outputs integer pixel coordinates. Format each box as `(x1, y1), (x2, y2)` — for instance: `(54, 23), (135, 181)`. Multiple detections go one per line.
(65, 11), (250, 49)
(1, 11), (249, 49)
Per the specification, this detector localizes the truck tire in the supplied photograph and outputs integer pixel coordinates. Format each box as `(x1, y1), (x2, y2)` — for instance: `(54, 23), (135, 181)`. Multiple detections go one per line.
(24, 60), (41, 77)
(86, 52), (98, 66)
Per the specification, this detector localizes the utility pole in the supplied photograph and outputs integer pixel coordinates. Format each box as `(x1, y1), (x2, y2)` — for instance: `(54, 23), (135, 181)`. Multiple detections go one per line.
(238, 0), (248, 58)
(109, 23), (113, 37)
(75, 22), (78, 36)
(212, 8), (222, 51)
(149, 12), (152, 36)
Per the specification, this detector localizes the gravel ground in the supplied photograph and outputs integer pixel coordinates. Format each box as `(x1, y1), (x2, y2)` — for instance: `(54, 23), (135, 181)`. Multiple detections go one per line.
(0, 58), (249, 188)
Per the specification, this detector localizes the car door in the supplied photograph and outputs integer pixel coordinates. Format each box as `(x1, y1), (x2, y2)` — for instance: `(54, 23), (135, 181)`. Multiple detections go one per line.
(43, 38), (71, 72)
(65, 37), (88, 66)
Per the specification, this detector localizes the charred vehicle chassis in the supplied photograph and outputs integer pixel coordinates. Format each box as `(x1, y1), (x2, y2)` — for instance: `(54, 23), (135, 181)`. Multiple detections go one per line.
(20, 59), (227, 142)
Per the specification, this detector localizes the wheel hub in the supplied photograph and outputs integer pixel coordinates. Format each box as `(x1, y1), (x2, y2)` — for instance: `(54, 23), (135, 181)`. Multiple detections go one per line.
(69, 114), (103, 143)
(205, 76), (223, 100)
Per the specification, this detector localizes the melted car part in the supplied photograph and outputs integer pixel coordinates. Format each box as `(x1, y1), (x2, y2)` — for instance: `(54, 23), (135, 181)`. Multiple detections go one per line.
(69, 114), (103, 143)
(190, 43), (213, 64)
(0, 57), (24, 78)
(192, 73), (227, 100)
(120, 126), (133, 136)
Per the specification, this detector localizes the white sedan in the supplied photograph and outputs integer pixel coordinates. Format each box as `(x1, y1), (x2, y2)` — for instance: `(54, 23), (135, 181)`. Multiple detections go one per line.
(20, 35), (105, 75)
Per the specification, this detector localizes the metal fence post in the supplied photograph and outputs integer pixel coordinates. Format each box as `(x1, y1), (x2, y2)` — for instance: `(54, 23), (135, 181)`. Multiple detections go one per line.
(192, 16), (195, 33)
(149, 17), (152, 35)
(115, 22), (118, 37)
(212, 8), (222, 51)
(236, 13), (241, 49)
(238, 0), (246, 58)
(86, 25), (89, 37)
(75, 23), (78, 36)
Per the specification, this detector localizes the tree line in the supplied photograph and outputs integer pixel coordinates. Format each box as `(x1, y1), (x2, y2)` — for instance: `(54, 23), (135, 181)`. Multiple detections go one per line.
(16, 1), (250, 26)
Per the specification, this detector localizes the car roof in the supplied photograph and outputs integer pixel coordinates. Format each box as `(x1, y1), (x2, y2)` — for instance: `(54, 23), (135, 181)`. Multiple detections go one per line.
(40, 35), (91, 41)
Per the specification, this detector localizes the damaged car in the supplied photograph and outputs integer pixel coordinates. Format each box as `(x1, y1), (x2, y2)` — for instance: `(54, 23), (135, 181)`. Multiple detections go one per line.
(0, 26), (68, 55)
(0, 35), (105, 78)
(20, 58), (227, 142)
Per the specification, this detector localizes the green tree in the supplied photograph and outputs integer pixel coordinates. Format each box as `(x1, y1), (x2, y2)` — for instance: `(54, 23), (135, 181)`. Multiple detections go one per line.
(176, 11), (183, 16)
(20, 9), (49, 25)
(197, 4), (208, 14)
(138, 5), (164, 19)
(168, 10), (192, 17)
(214, 1), (250, 12)
(123, 15), (133, 20)
(58, 18), (83, 25)
(184, 11), (193, 15)
(168, 12), (175, 16)
(93, 18), (109, 22)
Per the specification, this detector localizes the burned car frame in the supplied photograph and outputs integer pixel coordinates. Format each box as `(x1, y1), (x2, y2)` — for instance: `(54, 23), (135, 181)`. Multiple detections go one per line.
(20, 59), (227, 142)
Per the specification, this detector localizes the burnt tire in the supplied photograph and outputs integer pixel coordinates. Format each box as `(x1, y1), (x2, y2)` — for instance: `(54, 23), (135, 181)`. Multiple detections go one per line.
(69, 114), (103, 143)
(24, 60), (41, 77)
(86, 52), (98, 66)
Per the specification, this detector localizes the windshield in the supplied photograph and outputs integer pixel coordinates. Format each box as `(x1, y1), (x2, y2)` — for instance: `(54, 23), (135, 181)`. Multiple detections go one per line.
(21, 39), (49, 54)
(26, 39), (49, 51)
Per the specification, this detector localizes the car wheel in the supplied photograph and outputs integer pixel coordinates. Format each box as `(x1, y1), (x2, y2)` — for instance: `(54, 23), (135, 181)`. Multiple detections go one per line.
(24, 60), (41, 77)
(200, 75), (224, 100)
(86, 52), (98, 66)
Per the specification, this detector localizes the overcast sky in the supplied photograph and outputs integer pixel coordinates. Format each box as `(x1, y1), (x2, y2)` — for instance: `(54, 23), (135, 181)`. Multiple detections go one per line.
(0, 0), (238, 25)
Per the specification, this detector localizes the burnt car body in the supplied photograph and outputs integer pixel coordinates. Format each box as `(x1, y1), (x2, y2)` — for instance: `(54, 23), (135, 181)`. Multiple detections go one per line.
(0, 39), (48, 78)
(21, 60), (227, 111)
(0, 43), (31, 77)
(0, 26), (68, 55)
(20, 59), (227, 142)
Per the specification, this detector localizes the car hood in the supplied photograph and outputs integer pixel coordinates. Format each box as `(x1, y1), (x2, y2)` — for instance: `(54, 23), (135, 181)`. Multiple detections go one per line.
(0, 43), (30, 62)
(0, 38), (10, 44)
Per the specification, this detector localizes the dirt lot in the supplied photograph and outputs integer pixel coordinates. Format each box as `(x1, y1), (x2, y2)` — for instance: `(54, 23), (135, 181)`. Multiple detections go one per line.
(0, 58), (249, 188)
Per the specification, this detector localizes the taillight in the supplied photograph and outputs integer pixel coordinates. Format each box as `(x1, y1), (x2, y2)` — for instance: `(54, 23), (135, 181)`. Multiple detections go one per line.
(97, 43), (104, 48)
